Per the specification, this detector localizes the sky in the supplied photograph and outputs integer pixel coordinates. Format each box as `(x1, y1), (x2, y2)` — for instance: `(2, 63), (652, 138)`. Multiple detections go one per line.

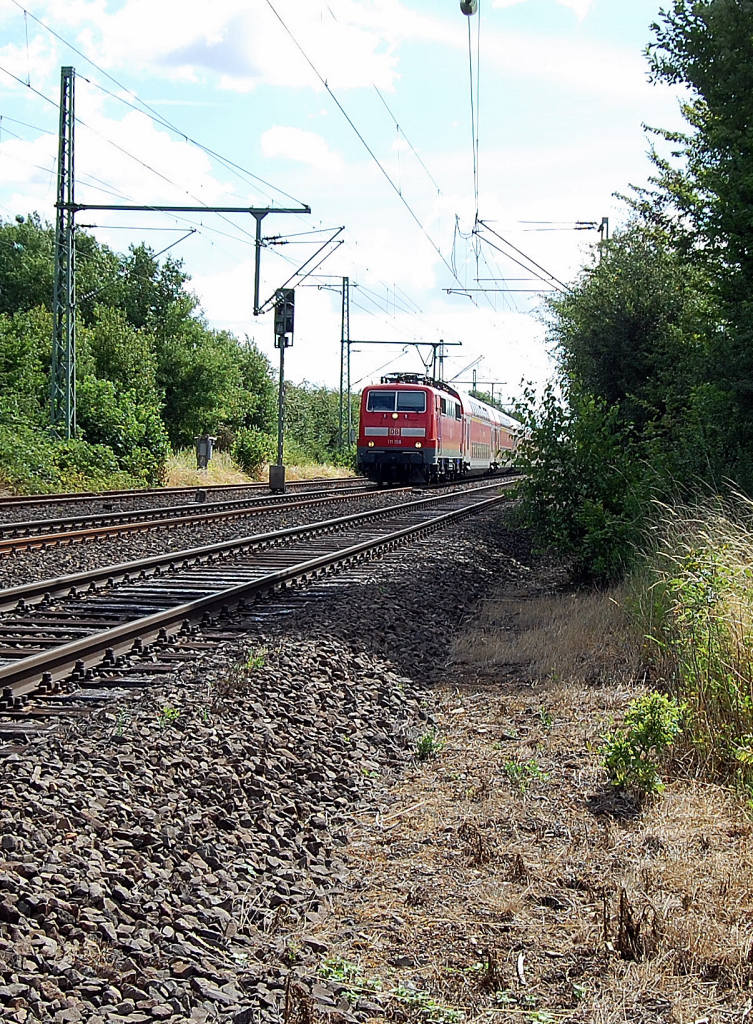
(0, 0), (688, 405)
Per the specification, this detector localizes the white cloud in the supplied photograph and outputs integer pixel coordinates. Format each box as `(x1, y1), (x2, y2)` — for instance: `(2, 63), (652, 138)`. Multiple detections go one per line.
(20, 0), (651, 106)
(261, 127), (343, 173)
(492, 0), (593, 17)
(0, 30), (59, 95)
(0, 77), (257, 221)
(40, 0), (401, 92)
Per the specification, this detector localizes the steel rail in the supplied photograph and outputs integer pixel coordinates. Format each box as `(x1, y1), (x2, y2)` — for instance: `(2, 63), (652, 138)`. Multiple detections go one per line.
(0, 486), (384, 553)
(0, 476), (366, 511)
(0, 487), (509, 696)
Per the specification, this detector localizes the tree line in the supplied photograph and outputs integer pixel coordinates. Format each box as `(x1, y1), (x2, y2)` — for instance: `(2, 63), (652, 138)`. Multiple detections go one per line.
(516, 0), (753, 580)
(0, 214), (350, 491)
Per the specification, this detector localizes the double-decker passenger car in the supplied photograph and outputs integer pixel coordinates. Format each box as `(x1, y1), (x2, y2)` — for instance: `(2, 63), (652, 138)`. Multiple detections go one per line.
(357, 373), (522, 484)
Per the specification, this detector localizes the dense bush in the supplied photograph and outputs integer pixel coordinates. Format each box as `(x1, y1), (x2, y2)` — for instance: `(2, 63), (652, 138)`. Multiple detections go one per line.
(0, 424), (143, 493)
(515, 384), (654, 580)
(77, 377), (170, 485)
(231, 427), (276, 477)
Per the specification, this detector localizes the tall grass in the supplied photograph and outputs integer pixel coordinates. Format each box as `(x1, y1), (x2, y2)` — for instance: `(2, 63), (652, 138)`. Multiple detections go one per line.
(165, 449), (255, 487)
(636, 499), (753, 790)
(165, 448), (355, 488)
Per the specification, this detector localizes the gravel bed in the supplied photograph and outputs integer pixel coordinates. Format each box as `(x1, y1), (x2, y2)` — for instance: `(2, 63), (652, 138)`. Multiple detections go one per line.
(0, 491), (419, 591)
(0, 505), (534, 1023)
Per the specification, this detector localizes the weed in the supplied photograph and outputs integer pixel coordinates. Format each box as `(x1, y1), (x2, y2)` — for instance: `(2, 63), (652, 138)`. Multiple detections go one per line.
(246, 648), (267, 671)
(493, 991), (544, 1016)
(416, 729), (445, 761)
(392, 983), (464, 1023)
(283, 940), (301, 966)
(539, 706), (554, 729)
(502, 756), (549, 793)
(319, 960), (462, 1022)
(318, 958), (381, 1003)
(113, 709), (131, 737)
(601, 692), (683, 794)
(158, 705), (181, 729)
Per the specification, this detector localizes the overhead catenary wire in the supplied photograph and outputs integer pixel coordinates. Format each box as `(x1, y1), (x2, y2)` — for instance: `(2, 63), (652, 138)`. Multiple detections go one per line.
(373, 86), (443, 196)
(2, 12), (459, 347)
(2, 80), (307, 257)
(3, 6), (327, 277)
(478, 220), (571, 292)
(338, 228), (447, 342)
(0, 113), (53, 135)
(8, 0), (306, 209)
(352, 348), (410, 387)
(0, 65), (283, 269)
(467, 11), (479, 225)
(1, 69), (341, 322)
(262, 0), (474, 300)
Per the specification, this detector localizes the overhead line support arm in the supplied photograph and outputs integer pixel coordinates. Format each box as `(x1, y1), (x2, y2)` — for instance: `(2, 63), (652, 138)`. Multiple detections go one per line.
(59, 202), (311, 317)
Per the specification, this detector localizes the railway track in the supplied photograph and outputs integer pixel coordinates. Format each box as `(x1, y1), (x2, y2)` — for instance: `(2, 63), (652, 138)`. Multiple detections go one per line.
(0, 481), (513, 743)
(0, 483), (385, 553)
(0, 474), (366, 513)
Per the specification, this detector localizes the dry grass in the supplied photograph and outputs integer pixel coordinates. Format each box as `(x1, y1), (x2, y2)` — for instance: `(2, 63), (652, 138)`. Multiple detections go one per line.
(452, 587), (643, 689)
(281, 463), (354, 481)
(165, 448), (256, 487)
(165, 448), (355, 487)
(299, 584), (753, 1022)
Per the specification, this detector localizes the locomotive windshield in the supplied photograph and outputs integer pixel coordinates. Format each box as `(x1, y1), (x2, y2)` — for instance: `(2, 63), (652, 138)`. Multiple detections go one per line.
(366, 390), (426, 413)
(397, 391), (426, 412)
(367, 391), (396, 412)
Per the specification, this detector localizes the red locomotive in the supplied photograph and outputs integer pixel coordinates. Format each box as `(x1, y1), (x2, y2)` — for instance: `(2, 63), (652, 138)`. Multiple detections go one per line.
(357, 373), (523, 485)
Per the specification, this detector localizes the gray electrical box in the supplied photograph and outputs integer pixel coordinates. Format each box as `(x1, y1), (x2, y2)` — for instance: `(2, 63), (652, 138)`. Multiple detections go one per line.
(269, 464), (286, 494)
(195, 435), (216, 470)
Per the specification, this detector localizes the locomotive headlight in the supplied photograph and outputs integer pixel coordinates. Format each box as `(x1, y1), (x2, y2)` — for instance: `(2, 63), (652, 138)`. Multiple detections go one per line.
(415, 442), (423, 448)
(392, 412), (399, 419)
(368, 441), (375, 447)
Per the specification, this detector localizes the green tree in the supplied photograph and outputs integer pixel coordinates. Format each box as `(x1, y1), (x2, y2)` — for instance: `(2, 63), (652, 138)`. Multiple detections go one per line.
(76, 377), (169, 484)
(0, 214), (54, 315)
(640, 0), (753, 488)
(78, 305), (160, 404)
(112, 244), (197, 333)
(285, 382), (352, 463)
(548, 225), (713, 433)
(0, 306), (52, 425)
(0, 211), (280, 485)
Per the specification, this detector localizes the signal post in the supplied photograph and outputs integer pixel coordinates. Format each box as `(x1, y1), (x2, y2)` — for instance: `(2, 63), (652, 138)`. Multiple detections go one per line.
(269, 288), (295, 494)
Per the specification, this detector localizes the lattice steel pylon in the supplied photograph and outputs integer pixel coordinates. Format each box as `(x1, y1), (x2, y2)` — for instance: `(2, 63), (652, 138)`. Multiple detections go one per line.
(51, 66), (76, 439)
(338, 277), (350, 448)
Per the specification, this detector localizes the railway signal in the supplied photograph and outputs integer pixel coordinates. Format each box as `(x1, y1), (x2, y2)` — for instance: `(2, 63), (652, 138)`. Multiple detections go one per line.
(270, 289), (295, 493)
(274, 288), (295, 340)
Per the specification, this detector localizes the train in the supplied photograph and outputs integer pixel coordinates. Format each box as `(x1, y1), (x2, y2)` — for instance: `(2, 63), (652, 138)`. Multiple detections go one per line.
(356, 373), (523, 485)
